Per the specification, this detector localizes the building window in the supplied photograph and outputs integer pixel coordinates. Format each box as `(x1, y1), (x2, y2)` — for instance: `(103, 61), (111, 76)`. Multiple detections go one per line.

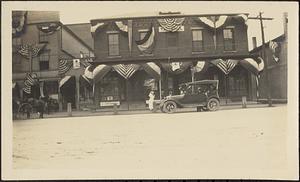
(167, 33), (178, 47)
(192, 30), (204, 52)
(223, 28), (235, 51)
(108, 33), (119, 56)
(12, 37), (22, 47)
(39, 30), (49, 43)
(39, 50), (50, 71)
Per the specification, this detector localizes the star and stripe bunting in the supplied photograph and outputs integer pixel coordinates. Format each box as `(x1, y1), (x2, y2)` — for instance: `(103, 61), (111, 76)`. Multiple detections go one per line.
(18, 43), (47, 59)
(161, 62), (193, 74)
(58, 59), (73, 75)
(239, 57), (264, 76)
(91, 22), (106, 37)
(136, 26), (155, 54)
(157, 18), (185, 32)
(141, 62), (161, 80)
(12, 11), (27, 37)
(23, 73), (38, 94)
(115, 21), (128, 32)
(112, 64), (140, 79)
(210, 59), (239, 75)
(37, 22), (60, 34)
(191, 61), (207, 73)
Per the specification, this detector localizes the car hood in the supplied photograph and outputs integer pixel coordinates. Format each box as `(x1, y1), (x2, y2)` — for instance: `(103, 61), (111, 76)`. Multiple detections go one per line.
(165, 94), (185, 100)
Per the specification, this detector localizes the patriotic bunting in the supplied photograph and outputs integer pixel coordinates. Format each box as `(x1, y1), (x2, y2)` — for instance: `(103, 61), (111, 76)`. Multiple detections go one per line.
(59, 76), (72, 88)
(239, 57), (264, 75)
(12, 11), (27, 37)
(115, 20), (133, 53)
(157, 18), (185, 32)
(136, 26), (155, 54)
(269, 41), (280, 62)
(115, 21), (128, 32)
(191, 61), (207, 73)
(37, 22), (60, 34)
(113, 64), (140, 79)
(83, 64), (112, 83)
(161, 62), (192, 74)
(141, 62), (161, 79)
(198, 16), (228, 29)
(210, 59), (239, 75)
(58, 59), (73, 75)
(91, 22), (105, 36)
(23, 73), (38, 94)
(18, 43), (47, 59)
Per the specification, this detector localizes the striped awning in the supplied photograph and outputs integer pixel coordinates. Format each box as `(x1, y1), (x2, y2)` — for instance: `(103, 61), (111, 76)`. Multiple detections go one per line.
(59, 76), (72, 88)
(161, 62), (192, 74)
(141, 62), (161, 79)
(210, 59), (239, 75)
(82, 64), (112, 83)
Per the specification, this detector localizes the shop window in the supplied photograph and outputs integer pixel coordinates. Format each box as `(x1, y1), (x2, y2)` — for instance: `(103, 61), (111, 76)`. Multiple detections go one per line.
(39, 50), (50, 71)
(108, 33), (119, 56)
(192, 30), (204, 52)
(100, 77), (120, 101)
(39, 30), (49, 43)
(12, 37), (22, 47)
(223, 28), (235, 51)
(44, 81), (58, 95)
(167, 33), (178, 47)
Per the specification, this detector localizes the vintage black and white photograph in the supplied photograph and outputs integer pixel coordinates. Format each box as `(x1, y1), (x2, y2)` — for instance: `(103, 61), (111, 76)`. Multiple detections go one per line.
(1, 1), (299, 180)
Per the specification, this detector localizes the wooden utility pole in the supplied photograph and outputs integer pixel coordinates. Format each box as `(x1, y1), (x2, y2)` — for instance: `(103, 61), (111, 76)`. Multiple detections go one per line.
(248, 13), (273, 107)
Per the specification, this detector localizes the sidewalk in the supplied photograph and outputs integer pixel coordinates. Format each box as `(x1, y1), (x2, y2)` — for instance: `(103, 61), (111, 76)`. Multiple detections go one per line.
(14, 102), (287, 120)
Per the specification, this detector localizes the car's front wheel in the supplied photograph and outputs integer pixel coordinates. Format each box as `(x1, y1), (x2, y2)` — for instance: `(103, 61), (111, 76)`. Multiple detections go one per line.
(163, 101), (177, 113)
(207, 98), (220, 111)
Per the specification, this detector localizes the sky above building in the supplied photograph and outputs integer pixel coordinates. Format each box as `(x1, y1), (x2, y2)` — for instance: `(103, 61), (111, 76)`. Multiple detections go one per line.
(4, 1), (296, 50)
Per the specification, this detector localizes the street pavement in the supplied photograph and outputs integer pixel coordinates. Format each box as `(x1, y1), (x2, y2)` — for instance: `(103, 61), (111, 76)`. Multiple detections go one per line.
(11, 105), (295, 179)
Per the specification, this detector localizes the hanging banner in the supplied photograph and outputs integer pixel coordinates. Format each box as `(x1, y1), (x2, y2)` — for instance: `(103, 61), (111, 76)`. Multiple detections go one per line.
(18, 43), (47, 59)
(157, 18), (185, 32)
(12, 11), (27, 37)
(210, 59), (239, 75)
(239, 57), (264, 76)
(73, 59), (81, 69)
(136, 26), (155, 53)
(113, 64), (140, 79)
(23, 73), (38, 94)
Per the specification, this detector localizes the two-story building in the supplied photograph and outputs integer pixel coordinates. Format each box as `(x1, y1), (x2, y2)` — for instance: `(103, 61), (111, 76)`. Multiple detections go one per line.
(88, 12), (262, 110)
(12, 11), (94, 111)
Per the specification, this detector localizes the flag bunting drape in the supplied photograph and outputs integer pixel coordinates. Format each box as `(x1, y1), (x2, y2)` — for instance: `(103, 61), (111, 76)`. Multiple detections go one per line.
(141, 62), (161, 80)
(161, 62), (192, 74)
(59, 76), (72, 88)
(157, 18), (185, 32)
(197, 14), (248, 29)
(239, 57), (264, 76)
(58, 59), (73, 75)
(115, 21), (128, 32)
(210, 59), (239, 75)
(83, 64), (112, 83)
(23, 73), (38, 94)
(115, 20), (133, 53)
(191, 61), (207, 73)
(136, 26), (155, 54)
(112, 64), (140, 79)
(39, 81), (45, 98)
(37, 22), (60, 34)
(18, 43), (47, 59)
(91, 22), (105, 37)
(269, 41), (280, 62)
(12, 11), (27, 37)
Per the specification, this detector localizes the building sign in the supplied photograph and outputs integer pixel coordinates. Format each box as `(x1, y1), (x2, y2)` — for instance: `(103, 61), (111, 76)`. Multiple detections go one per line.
(158, 26), (184, 32)
(73, 59), (80, 69)
(100, 101), (120, 107)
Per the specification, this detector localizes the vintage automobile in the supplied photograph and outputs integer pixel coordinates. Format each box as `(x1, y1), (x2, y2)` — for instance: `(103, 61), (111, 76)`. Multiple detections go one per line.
(160, 80), (220, 113)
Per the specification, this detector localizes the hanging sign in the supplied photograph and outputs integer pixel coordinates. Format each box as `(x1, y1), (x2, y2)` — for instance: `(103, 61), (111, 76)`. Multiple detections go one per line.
(73, 59), (80, 69)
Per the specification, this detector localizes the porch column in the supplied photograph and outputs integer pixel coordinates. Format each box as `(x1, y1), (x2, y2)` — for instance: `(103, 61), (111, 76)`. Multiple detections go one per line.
(75, 75), (80, 110)
(58, 79), (63, 111)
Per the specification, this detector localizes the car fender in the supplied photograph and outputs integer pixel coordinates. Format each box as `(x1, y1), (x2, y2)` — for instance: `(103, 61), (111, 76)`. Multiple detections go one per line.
(160, 99), (183, 108)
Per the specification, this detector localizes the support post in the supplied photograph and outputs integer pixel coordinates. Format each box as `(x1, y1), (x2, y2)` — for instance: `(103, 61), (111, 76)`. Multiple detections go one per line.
(225, 75), (228, 105)
(58, 80), (63, 111)
(159, 79), (162, 100)
(75, 75), (80, 110)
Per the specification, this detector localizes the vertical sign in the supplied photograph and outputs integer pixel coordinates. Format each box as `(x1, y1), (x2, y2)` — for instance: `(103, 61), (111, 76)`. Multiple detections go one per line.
(73, 59), (80, 69)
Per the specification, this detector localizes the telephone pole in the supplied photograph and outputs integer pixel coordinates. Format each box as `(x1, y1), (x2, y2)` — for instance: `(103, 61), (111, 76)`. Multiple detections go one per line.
(248, 12), (273, 107)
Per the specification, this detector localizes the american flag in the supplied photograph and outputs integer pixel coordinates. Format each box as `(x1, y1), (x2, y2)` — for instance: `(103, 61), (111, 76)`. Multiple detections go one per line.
(157, 18), (185, 32)
(112, 64), (140, 79)
(58, 59), (73, 75)
(269, 41), (280, 62)
(211, 59), (239, 75)
(18, 43), (46, 58)
(23, 73), (38, 94)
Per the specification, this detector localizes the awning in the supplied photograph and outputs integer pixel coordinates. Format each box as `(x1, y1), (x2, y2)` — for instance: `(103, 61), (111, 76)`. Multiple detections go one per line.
(112, 64), (140, 79)
(59, 76), (72, 88)
(161, 61), (192, 74)
(239, 57), (264, 75)
(210, 59), (239, 75)
(142, 62), (161, 80)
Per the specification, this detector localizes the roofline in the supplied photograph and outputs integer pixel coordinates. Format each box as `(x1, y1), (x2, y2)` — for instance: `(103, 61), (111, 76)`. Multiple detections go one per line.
(61, 24), (94, 52)
(90, 13), (249, 23)
(250, 34), (285, 53)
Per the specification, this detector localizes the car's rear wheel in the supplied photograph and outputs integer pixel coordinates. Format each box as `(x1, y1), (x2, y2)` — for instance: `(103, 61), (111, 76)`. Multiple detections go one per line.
(163, 101), (177, 113)
(207, 98), (220, 111)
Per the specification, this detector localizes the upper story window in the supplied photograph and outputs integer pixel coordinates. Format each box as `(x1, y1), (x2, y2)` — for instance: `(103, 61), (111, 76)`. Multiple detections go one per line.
(223, 28), (235, 51)
(192, 29), (204, 52)
(12, 37), (22, 53)
(39, 30), (49, 43)
(108, 33), (119, 56)
(39, 50), (50, 71)
(167, 32), (178, 47)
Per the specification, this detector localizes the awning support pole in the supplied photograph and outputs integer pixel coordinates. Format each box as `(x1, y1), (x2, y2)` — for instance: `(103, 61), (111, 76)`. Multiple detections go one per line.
(159, 79), (162, 100)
